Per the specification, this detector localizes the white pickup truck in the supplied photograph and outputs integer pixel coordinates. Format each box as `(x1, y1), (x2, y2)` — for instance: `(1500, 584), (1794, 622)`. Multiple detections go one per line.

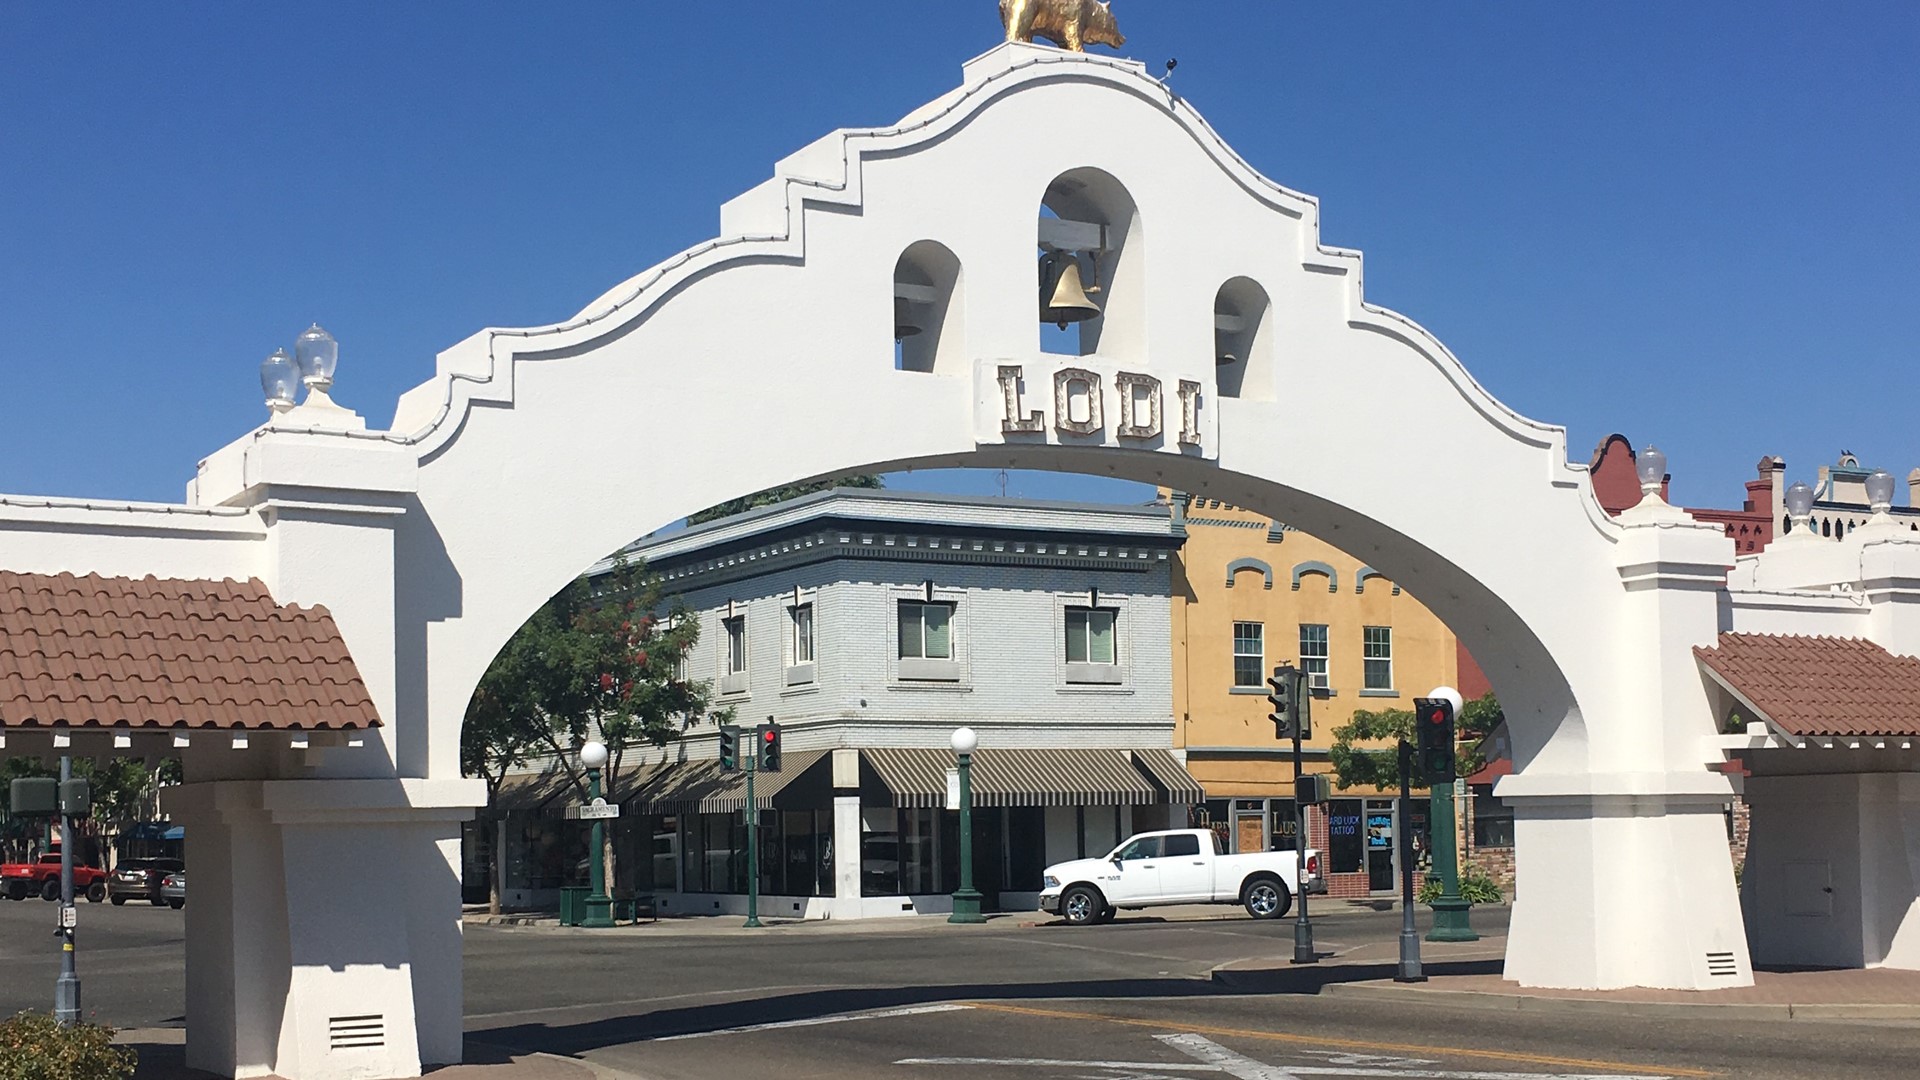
(1038, 828), (1323, 925)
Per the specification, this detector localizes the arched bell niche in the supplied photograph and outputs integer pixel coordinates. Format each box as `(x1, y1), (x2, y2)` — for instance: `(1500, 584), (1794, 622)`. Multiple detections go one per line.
(892, 240), (964, 374)
(1213, 276), (1274, 401)
(1036, 167), (1144, 362)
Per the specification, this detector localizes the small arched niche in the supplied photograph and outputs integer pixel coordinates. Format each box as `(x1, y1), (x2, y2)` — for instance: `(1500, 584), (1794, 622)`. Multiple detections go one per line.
(1213, 277), (1274, 401)
(1037, 168), (1144, 361)
(892, 240), (964, 375)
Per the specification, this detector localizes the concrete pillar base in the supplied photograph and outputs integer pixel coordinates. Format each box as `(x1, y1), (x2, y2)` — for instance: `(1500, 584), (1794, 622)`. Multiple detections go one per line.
(162, 778), (484, 1080)
(1500, 778), (1752, 991)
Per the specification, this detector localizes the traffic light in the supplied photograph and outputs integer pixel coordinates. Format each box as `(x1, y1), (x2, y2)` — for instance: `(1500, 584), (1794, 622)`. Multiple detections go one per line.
(718, 725), (741, 772)
(757, 722), (782, 772)
(1267, 665), (1299, 741)
(1414, 697), (1456, 783)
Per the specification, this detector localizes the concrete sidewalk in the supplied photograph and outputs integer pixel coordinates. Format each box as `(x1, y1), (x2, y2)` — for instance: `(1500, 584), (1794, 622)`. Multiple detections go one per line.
(1212, 933), (1920, 1021)
(122, 1029), (633, 1080)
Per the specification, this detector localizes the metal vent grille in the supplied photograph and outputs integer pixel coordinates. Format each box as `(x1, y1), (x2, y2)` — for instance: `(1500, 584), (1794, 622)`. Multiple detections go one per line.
(1706, 951), (1740, 977)
(329, 1014), (385, 1051)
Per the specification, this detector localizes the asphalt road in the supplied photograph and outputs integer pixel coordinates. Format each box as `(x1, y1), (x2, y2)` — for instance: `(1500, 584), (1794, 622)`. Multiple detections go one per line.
(6, 899), (1919, 1079)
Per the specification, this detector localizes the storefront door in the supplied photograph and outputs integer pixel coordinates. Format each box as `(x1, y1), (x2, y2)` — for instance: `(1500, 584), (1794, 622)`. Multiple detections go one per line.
(1365, 799), (1396, 894)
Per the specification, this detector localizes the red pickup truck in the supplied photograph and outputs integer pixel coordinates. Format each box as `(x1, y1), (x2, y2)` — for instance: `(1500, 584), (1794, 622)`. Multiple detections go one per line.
(1, 853), (108, 902)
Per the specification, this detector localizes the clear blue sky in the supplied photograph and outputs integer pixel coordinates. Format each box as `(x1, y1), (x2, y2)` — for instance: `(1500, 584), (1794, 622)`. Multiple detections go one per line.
(2, 2), (1914, 511)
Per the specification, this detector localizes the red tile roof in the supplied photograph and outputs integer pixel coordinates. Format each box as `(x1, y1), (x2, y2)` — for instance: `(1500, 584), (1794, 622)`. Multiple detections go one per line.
(0, 571), (379, 730)
(1694, 633), (1920, 738)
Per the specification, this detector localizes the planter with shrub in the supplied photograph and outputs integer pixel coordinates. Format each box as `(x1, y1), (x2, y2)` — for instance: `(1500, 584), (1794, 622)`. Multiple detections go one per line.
(0, 1011), (135, 1080)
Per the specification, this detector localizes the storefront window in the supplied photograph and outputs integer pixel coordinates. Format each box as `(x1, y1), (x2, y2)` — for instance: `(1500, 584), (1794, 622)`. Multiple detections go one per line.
(651, 815), (679, 892)
(1194, 800), (1231, 854)
(1266, 800), (1299, 851)
(1007, 807), (1046, 891)
(1327, 798), (1364, 874)
(505, 812), (582, 892)
(1473, 791), (1514, 849)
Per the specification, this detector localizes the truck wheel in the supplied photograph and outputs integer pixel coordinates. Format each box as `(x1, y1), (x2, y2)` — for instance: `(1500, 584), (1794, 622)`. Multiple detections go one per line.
(1093, 905), (1117, 924)
(1061, 886), (1105, 926)
(86, 883), (106, 903)
(1242, 875), (1291, 920)
(41, 880), (60, 902)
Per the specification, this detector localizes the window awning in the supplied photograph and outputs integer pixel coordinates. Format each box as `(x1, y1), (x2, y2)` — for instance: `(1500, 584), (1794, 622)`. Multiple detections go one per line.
(1132, 749), (1205, 803)
(862, 748), (1170, 808)
(622, 750), (829, 814)
(489, 770), (578, 812)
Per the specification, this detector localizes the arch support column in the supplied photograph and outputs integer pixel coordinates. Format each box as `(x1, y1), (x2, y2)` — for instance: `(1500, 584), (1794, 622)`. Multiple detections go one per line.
(163, 779), (484, 1080)
(1500, 491), (1751, 990)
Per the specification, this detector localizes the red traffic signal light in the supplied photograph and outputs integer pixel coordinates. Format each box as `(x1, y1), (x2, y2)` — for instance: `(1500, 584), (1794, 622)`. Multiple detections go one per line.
(756, 722), (782, 772)
(1413, 698), (1456, 784)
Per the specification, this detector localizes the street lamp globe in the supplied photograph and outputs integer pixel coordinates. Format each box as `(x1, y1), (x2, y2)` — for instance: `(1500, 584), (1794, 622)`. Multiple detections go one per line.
(1428, 685), (1465, 716)
(950, 726), (978, 755)
(260, 348), (300, 412)
(580, 740), (609, 770)
(1784, 481), (1815, 523)
(294, 323), (339, 389)
(1636, 446), (1667, 497)
(1866, 469), (1895, 514)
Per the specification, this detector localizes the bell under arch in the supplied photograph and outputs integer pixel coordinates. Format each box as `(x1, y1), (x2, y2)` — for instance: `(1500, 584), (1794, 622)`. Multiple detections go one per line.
(1036, 167), (1143, 360)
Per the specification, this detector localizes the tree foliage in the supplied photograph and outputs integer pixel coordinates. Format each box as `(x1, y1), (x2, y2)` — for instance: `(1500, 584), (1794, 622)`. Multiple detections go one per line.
(686, 474), (883, 526)
(1327, 692), (1504, 792)
(461, 557), (719, 804)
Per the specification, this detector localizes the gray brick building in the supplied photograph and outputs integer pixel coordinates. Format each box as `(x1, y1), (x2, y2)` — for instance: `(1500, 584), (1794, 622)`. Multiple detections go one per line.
(487, 489), (1204, 919)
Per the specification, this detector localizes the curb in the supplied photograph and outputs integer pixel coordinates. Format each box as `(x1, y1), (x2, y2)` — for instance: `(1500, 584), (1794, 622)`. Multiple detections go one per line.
(1310, 981), (1920, 1022)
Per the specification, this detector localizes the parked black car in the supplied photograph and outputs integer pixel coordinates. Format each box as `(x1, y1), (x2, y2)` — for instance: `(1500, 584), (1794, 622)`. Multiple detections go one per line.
(109, 858), (184, 906)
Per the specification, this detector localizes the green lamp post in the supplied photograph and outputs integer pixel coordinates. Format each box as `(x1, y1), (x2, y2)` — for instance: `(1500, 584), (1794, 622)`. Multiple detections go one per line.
(580, 740), (615, 929)
(1423, 686), (1478, 943)
(949, 726), (986, 924)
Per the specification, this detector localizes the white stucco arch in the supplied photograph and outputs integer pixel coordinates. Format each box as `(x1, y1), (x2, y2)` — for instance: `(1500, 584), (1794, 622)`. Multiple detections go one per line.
(2, 42), (1792, 1080)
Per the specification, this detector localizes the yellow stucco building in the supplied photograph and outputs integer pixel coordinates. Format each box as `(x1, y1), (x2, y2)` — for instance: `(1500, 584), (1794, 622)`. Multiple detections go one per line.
(1167, 490), (1463, 897)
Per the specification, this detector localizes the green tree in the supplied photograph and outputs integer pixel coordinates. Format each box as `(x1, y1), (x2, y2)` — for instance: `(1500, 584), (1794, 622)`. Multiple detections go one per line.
(686, 474), (883, 525)
(461, 555), (720, 910)
(1327, 692), (1502, 791)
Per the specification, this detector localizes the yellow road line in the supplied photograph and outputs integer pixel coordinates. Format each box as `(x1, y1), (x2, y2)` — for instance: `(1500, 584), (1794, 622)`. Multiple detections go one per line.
(965, 1001), (1718, 1077)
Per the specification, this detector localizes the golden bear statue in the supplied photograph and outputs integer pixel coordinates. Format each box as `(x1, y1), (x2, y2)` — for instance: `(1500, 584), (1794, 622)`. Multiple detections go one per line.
(1000, 0), (1125, 53)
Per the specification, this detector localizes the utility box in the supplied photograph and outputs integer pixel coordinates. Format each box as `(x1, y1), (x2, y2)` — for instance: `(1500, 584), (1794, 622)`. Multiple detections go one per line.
(8, 778), (58, 817)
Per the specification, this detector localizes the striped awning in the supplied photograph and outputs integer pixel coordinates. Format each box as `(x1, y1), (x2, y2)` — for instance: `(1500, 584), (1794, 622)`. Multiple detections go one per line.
(490, 769), (578, 811)
(863, 748), (1163, 809)
(1132, 749), (1205, 803)
(622, 750), (828, 813)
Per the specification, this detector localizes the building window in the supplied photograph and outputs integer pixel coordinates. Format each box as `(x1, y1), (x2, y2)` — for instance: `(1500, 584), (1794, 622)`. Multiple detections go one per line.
(1299, 624), (1329, 690)
(1362, 626), (1392, 691)
(1473, 790), (1515, 849)
(898, 601), (953, 660)
(724, 615), (747, 675)
(1232, 622), (1264, 687)
(789, 604), (815, 665)
(1065, 607), (1117, 664)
